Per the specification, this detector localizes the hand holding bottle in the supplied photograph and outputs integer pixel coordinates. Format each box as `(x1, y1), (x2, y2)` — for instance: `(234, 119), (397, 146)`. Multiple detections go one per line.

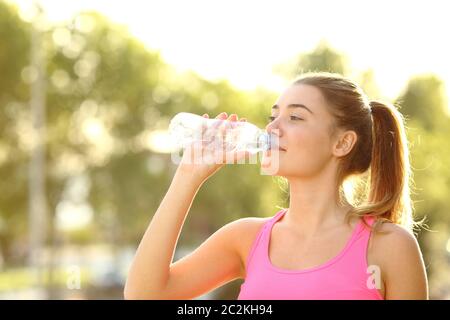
(176, 112), (251, 182)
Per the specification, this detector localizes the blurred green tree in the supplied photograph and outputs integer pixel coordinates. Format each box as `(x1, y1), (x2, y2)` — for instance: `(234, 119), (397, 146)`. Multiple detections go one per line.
(273, 39), (350, 78)
(396, 74), (449, 131)
(396, 75), (450, 298)
(0, 1), (30, 266)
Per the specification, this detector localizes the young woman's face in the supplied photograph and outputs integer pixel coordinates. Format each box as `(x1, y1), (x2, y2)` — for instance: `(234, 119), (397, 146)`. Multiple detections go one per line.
(262, 84), (338, 178)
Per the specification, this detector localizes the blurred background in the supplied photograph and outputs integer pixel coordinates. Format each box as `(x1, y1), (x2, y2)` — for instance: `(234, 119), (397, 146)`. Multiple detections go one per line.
(0, 0), (449, 299)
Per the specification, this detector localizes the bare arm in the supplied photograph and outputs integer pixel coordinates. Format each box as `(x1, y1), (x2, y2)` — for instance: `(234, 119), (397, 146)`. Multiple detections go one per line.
(124, 167), (206, 299)
(379, 224), (429, 300)
(124, 112), (249, 300)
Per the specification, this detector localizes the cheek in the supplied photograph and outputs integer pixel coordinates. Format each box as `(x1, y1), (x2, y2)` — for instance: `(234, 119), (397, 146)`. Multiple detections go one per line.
(261, 125), (333, 176)
(284, 127), (333, 171)
(290, 127), (331, 156)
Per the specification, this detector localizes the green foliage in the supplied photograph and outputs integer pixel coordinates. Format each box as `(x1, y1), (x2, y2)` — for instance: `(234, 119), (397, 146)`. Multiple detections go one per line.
(0, 1), (31, 263)
(273, 39), (350, 79)
(396, 74), (449, 131)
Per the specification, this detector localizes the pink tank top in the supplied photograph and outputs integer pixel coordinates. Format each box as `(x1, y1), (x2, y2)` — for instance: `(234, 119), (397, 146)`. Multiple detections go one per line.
(237, 209), (384, 300)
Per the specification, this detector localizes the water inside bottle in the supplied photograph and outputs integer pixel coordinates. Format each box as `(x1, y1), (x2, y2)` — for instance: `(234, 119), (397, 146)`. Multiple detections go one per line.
(168, 112), (274, 155)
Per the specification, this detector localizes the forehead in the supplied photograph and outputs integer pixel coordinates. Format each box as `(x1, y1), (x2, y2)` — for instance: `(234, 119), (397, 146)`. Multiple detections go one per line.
(273, 84), (327, 113)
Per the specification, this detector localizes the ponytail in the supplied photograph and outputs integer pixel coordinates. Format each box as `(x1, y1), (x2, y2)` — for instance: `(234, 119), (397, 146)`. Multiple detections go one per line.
(360, 101), (415, 234)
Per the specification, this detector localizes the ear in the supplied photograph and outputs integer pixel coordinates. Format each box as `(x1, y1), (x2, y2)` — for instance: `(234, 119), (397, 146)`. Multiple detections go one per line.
(332, 130), (357, 157)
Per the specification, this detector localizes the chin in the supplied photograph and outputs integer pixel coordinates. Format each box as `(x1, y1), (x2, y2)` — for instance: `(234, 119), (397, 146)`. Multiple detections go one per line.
(259, 163), (284, 176)
(260, 153), (286, 176)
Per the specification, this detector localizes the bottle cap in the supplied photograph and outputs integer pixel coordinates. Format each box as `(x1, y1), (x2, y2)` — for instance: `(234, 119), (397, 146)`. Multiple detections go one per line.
(257, 132), (271, 151)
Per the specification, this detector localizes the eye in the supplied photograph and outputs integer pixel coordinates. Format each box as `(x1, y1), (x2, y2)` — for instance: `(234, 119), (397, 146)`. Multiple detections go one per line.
(267, 115), (304, 122)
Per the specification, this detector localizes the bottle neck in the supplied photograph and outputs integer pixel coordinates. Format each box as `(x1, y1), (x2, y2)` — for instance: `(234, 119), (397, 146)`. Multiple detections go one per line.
(258, 132), (271, 151)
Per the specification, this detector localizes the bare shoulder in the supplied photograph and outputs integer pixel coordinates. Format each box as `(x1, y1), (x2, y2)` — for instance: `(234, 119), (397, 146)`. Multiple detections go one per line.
(226, 216), (272, 279)
(370, 222), (421, 253)
(369, 221), (428, 299)
(369, 222), (423, 265)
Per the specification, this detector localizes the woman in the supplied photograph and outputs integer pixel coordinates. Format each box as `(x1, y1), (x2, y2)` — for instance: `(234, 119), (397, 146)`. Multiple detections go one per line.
(124, 72), (429, 300)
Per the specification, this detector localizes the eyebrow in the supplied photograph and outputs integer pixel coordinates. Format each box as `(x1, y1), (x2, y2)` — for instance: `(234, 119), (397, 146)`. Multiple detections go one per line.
(271, 103), (314, 114)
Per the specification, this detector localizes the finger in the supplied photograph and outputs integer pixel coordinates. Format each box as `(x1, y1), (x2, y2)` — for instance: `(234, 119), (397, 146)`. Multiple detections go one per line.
(215, 112), (227, 119)
(212, 112), (227, 132)
(226, 114), (237, 132)
(219, 117), (229, 154)
(210, 112), (225, 134)
(202, 113), (209, 118)
(201, 114), (209, 145)
(204, 112), (225, 152)
(240, 118), (247, 122)
(217, 114), (234, 155)
(225, 115), (236, 129)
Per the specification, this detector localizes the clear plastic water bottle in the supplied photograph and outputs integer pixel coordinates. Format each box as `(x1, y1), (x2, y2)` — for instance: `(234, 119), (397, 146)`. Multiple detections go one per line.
(168, 112), (271, 154)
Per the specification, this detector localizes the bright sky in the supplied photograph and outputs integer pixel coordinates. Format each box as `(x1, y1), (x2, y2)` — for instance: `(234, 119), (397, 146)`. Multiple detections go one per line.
(10, 0), (450, 101)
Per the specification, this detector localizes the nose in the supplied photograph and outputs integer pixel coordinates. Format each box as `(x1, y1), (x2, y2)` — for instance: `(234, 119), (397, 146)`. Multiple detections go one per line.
(265, 119), (282, 137)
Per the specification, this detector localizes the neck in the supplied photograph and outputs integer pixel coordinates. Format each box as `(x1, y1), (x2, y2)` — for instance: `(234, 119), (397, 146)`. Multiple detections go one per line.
(284, 164), (352, 237)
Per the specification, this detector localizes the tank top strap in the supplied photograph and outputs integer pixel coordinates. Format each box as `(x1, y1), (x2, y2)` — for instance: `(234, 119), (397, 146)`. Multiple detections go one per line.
(360, 215), (377, 233)
(244, 209), (287, 276)
(260, 208), (287, 243)
(268, 208), (287, 227)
